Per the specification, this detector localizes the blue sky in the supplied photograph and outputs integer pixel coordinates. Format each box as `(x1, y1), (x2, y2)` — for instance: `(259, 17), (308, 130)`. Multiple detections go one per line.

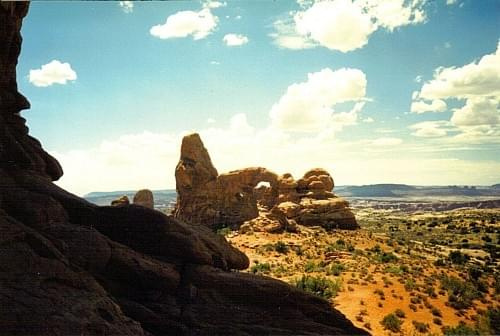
(17, 0), (500, 195)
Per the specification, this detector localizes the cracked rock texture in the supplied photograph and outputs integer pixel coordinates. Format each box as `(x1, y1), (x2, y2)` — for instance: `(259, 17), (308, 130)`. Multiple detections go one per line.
(0, 3), (367, 335)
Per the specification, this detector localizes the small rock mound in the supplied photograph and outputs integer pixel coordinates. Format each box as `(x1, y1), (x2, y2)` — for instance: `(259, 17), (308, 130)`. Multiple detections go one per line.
(111, 195), (130, 207)
(133, 189), (154, 209)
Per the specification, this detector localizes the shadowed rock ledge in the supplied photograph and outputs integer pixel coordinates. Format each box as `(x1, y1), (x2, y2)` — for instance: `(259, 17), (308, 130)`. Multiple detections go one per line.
(0, 3), (368, 335)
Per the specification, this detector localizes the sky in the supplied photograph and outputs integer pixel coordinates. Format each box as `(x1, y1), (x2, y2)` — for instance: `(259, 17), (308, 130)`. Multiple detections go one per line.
(16, 0), (500, 196)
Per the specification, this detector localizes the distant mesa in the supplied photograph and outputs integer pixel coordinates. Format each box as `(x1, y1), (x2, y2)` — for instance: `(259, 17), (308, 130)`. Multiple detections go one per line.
(174, 133), (358, 232)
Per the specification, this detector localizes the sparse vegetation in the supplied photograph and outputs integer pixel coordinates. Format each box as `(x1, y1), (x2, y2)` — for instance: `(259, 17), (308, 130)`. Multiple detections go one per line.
(381, 313), (403, 332)
(294, 275), (342, 299)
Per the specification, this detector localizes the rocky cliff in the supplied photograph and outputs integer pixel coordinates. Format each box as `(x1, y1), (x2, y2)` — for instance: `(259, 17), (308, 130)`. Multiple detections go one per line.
(0, 3), (367, 335)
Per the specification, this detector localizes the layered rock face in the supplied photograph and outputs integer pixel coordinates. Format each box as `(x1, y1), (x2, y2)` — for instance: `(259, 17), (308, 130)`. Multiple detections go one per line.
(174, 134), (358, 232)
(0, 4), (367, 335)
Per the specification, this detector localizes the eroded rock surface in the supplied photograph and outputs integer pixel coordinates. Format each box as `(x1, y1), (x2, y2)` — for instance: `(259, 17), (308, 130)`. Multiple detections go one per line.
(133, 189), (154, 209)
(0, 4), (367, 335)
(174, 134), (358, 232)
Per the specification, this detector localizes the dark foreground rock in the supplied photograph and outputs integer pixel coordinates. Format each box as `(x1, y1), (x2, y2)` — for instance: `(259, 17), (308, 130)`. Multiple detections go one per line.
(0, 3), (367, 335)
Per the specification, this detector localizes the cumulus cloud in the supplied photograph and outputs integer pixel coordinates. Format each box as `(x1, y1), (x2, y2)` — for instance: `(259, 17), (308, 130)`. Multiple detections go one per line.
(150, 8), (218, 40)
(271, 0), (427, 52)
(223, 33), (249, 46)
(419, 42), (500, 101)
(451, 97), (500, 126)
(412, 41), (500, 128)
(410, 98), (447, 113)
(29, 60), (77, 87)
(119, 1), (133, 13)
(410, 120), (450, 137)
(269, 68), (367, 132)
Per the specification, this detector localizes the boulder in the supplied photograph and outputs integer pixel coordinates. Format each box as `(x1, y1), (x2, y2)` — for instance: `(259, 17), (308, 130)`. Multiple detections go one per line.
(133, 189), (154, 209)
(0, 4), (367, 335)
(111, 195), (130, 207)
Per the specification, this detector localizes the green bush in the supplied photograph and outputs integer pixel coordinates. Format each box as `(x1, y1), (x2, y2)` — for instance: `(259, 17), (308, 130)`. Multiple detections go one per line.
(274, 241), (289, 254)
(304, 260), (321, 273)
(442, 322), (480, 335)
(327, 262), (345, 276)
(381, 313), (403, 332)
(294, 275), (342, 299)
(250, 262), (271, 274)
(440, 275), (481, 310)
(449, 250), (469, 265)
(431, 307), (442, 317)
(412, 321), (429, 333)
(216, 227), (231, 236)
(378, 252), (398, 263)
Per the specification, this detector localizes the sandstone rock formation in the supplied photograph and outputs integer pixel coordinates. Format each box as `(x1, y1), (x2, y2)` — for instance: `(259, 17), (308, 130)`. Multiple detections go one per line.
(0, 4), (367, 335)
(174, 133), (279, 229)
(111, 195), (130, 206)
(174, 134), (358, 232)
(133, 189), (154, 209)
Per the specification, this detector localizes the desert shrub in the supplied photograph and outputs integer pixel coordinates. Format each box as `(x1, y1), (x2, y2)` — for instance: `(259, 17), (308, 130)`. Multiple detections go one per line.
(378, 252), (398, 263)
(250, 262), (271, 274)
(363, 322), (371, 330)
(405, 278), (417, 291)
(274, 241), (289, 254)
(434, 258), (446, 267)
(433, 317), (442, 325)
(381, 313), (403, 332)
(412, 321), (429, 333)
(294, 275), (342, 299)
(449, 250), (469, 265)
(327, 262), (345, 276)
(216, 227), (231, 236)
(431, 307), (442, 317)
(442, 322), (480, 335)
(394, 309), (405, 318)
(409, 303), (417, 311)
(304, 260), (321, 273)
(440, 275), (481, 310)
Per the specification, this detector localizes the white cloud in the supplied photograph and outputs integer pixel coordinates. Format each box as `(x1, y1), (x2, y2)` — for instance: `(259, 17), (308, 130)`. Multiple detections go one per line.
(203, 0), (226, 9)
(410, 98), (447, 113)
(419, 41), (500, 100)
(223, 34), (249, 46)
(119, 1), (133, 13)
(29, 60), (77, 87)
(207, 118), (216, 123)
(52, 117), (500, 196)
(414, 75), (422, 83)
(272, 0), (427, 52)
(294, 0), (375, 52)
(269, 18), (316, 50)
(451, 97), (500, 126)
(362, 117), (375, 123)
(412, 41), (500, 129)
(270, 68), (367, 132)
(410, 120), (450, 137)
(150, 8), (218, 40)
(235, 15), (242, 20)
(210, 60), (220, 65)
(370, 137), (403, 146)
(446, 0), (457, 5)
